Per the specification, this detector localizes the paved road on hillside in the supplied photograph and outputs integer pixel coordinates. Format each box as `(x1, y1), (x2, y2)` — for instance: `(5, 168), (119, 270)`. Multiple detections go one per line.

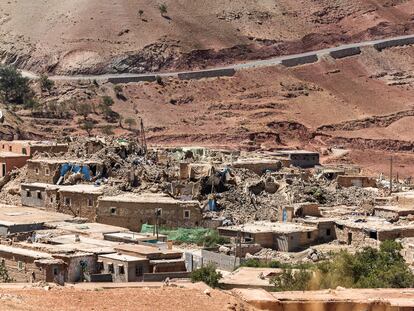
(20, 34), (414, 81)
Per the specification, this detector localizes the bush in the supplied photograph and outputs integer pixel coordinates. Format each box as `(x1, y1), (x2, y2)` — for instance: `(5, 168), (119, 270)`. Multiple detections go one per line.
(0, 66), (34, 105)
(158, 3), (168, 16)
(39, 74), (54, 92)
(271, 268), (312, 292)
(191, 264), (222, 288)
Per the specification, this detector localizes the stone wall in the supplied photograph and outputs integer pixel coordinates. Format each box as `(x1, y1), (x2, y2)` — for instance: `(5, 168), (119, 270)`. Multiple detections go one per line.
(58, 191), (101, 221)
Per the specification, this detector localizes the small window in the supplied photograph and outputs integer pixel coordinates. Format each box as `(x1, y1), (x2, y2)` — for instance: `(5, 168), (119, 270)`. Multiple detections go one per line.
(50, 197), (54, 203)
(118, 265), (125, 275)
(37, 191), (42, 200)
(87, 198), (93, 207)
(45, 168), (50, 176)
(135, 265), (143, 276)
(369, 231), (378, 240)
(2, 145), (4, 149)
(17, 261), (24, 271)
(53, 267), (59, 276)
(110, 207), (117, 215)
(64, 197), (71, 206)
(326, 229), (331, 236)
(183, 210), (190, 219)
(8, 146), (12, 152)
(22, 148), (27, 155)
(155, 208), (162, 217)
(35, 168), (39, 175)
(26, 190), (31, 197)
(307, 232), (311, 239)
(108, 263), (114, 273)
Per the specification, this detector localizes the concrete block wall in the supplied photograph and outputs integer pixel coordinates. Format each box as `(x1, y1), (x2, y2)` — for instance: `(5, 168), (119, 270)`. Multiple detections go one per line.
(329, 47), (361, 59)
(374, 37), (414, 51)
(281, 54), (318, 67)
(108, 75), (157, 84)
(178, 68), (236, 80)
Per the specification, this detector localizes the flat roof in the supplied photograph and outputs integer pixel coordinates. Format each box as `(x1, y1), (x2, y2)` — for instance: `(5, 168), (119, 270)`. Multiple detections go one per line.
(58, 184), (104, 194)
(221, 267), (282, 288)
(0, 140), (67, 146)
(0, 151), (29, 158)
(219, 221), (317, 234)
(336, 216), (414, 231)
(374, 205), (414, 212)
(0, 205), (74, 226)
(21, 183), (61, 190)
(276, 150), (319, 155)
(104, 232), (167, 241)
(99, 252), (148, 262)
(54, 222), (128, 235)
(114, 244), (181, 257)
(99, 193), (199, 205)
(0, 244), (52, 259)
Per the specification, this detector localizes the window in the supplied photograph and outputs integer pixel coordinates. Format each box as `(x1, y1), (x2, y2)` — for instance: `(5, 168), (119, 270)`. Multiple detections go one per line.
(35, 168), (39, 175)
(26, 190), (31, 197)
(53, 267), (59, 276)
(45, 168), (50, 176)
(183, 210), (190, 219)
(37, 191), (42, 200)
(108, 263), (114, 273)
(64, 197), (71, 206)
(369, 231), (378, 240)
(17, 261), (24, 271)
(87, 198), (93, 207)
(307, 232), (311, 239)
(135, 265), (143, 276)
(155, 208), (162, 217)
(50, 197), (54, 204)
(22, 148), (27, 155)
(326, 229), (331, 236)
(110, 207), (117, 215)
(118, 265), (125, 275)
(2, 163), (6, 177)
(8, 146), (12, 152)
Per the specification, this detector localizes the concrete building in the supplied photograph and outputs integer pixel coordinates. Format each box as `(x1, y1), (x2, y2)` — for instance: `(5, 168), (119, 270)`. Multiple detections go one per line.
(98, 253), (150, 282)
(232, 158), (282, 175)
(272, 150), (319, 168)
(218, 221), (320, 252)
(0, 152), (30, 177)
(97, 193), (202, 231)
(0, 140), (68, 157)
(335, 216), (414, 245)
(21, 182), (60, 208)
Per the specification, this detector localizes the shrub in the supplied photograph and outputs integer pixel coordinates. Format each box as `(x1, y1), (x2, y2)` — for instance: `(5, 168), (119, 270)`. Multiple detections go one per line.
(191, 264), (222, 288)
(271, 268), (312, 292)
(124, 117), (137, 130)
(81, 120), (95, 136)
(39, 74), (54, 92)
(158, 3), (168, 16)
(76, 103), (92, 119)
(102, 95), (114, 107)
(101, 125), (115, 136)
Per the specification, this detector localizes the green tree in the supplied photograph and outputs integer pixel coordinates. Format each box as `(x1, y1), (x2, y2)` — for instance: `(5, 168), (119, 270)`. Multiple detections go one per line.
(0, 66), (33, 105)
(39, 74), (54, 92)
(191, 264), (222, 288)
(101, 95), (114, 107)
(77, 103), (92, 120)
(0, 261), (13, 283)
(81, 120), (95, 136)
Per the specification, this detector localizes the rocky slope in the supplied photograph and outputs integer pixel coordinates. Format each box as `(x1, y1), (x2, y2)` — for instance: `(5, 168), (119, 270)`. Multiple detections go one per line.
(1, 0), (414, 74)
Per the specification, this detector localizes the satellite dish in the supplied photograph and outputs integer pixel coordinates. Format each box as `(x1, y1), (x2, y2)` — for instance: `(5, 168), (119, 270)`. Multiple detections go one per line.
(0, 110), (4, 123)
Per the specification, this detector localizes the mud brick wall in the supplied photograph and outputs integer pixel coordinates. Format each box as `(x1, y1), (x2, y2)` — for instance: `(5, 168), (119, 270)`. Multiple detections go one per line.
(58, 191), (101, 221)
(26, 161), (61, 184)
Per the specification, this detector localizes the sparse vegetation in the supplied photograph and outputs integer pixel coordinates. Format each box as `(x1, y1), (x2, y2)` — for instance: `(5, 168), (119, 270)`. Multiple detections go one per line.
(77, 102), (92, 120)
(158, 3), (168, 17)
(39, 74), (55, 92)
(191, 264), (222, 288)
(101, 125), (115, 136)
(271, 268), (313, 292)
(124, 117), (137, 130)
(0, 261), (13, 283)
(138, 9), (144, 19)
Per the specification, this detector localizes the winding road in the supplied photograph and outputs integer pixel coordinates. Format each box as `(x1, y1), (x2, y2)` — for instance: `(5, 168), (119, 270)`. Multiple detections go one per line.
(20, 34), (414, 82)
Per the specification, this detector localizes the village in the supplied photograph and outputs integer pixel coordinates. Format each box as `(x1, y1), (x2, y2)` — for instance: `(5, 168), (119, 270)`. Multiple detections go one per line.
(0, 137), (412, 294)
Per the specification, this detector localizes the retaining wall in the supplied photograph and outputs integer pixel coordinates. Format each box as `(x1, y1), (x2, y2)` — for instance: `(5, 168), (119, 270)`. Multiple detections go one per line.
(374, 37), (414, 51)
(281, 54), (318, 67)
(178, 68), (236, 80)
(329, 47), (361, 59)
(142, 271), (190, 282)
(107, 75), (157, 84)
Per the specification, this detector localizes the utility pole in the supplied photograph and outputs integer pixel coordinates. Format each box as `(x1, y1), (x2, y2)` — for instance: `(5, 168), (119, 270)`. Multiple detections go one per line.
(389, 156), (393, 195)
